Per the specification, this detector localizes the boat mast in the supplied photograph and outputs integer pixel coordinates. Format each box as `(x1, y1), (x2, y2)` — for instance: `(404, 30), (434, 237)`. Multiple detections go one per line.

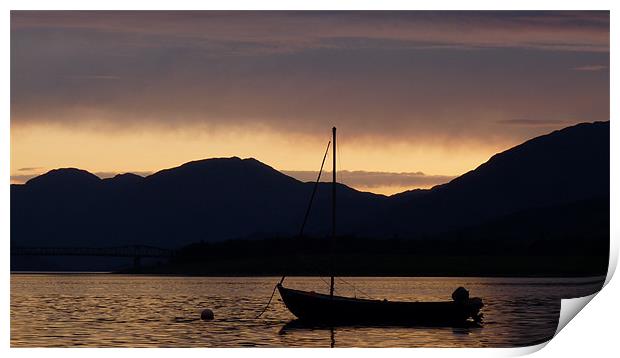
(330, 126), (336, 297)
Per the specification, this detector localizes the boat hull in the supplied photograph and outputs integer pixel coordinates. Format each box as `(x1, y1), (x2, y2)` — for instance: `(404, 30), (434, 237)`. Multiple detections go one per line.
(277, 284), (483, 327)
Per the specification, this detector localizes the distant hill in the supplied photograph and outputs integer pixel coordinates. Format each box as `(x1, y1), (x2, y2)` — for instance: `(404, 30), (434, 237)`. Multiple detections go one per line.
(11, 157), (386, 249)
(11, 121), (609, 271)
(373, 121), (610, 237)
(140, 197), (608, 277)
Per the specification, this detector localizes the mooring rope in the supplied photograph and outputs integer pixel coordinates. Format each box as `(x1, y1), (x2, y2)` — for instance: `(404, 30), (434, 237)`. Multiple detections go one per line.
(254, 275), (335, 319)
(255, 283), (280, 319)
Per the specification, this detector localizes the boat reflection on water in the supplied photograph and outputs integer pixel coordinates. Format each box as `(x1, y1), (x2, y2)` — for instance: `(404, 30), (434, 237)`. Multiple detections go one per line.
(278, 319), (481, 348)
(277, 320), (336, 348)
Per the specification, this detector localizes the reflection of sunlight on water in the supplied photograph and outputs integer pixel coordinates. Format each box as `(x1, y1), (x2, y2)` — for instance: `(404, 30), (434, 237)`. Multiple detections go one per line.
(10, 275), (603, 347)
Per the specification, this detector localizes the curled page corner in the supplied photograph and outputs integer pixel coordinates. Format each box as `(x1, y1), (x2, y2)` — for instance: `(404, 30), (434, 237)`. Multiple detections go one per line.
(527, 253), (615, 354)
(513, 293), (600, 356)
(508, 341), (550, 356)
(604, 246), (618, 287)
(554, 292), (597, 337)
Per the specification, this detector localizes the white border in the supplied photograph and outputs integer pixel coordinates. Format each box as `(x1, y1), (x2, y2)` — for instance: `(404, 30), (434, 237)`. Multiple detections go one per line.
(3, 1), (617, 357)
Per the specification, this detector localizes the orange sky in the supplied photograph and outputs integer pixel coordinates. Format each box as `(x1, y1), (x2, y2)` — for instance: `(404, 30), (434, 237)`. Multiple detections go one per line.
(10, 121), (566, 194)
(10, 11), (609, 194)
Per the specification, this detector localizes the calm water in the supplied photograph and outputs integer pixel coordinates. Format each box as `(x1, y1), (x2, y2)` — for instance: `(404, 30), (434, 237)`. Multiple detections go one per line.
(10, 274), (603, 347)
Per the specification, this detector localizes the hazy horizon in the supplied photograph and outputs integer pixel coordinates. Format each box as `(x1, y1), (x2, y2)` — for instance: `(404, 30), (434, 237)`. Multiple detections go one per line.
(10, 156), (457, 195)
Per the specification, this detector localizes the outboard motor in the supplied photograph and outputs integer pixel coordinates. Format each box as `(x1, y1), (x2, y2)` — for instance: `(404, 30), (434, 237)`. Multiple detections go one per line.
(452, 287), (470, 303)
(452, 287), (484, 325)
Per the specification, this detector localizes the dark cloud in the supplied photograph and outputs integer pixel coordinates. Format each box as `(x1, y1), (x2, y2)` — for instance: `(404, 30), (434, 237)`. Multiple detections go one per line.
(67, 75), (122, 80)
(572, 64), (608, 71)
(10, 11), (610, 144)
(11, 174), (38, 183)
(10, 11), (609, 53)
(496, 119), (572, 126)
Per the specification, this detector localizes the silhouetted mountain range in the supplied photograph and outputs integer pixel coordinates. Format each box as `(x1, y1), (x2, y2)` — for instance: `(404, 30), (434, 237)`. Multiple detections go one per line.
(11, 155), (385, 248)
(372, 121), (610, 236)
(11, 121), (609, 273)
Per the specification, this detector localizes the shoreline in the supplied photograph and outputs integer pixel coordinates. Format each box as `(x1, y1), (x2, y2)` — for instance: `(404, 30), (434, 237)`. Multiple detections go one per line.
(9, 271), (608, 281)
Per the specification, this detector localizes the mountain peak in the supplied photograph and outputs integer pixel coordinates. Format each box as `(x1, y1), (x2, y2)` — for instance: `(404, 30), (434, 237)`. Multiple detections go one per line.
(26, 168), (101, 188)
(145, 156), (299, 187)
(151, 156), (271, 175)
(471, 120), (609, 177)
(104, 172), (144, 185)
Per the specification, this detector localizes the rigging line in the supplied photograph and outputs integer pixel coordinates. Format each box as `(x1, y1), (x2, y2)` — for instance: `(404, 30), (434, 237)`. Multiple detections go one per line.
(338, 277), (372, 298)
(331, 132), (373, 299)
(337, 131), (342, 182)
(257, 141), (332, 319)
(337, 130), (346, 186)
(318, 276), (332, 288)
(336, 277), (373, 299)
(277, 140), (332, 285)
(298, 140), (332, 238)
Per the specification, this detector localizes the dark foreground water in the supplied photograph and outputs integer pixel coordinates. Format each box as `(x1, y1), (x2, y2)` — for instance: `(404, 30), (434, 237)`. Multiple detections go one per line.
(10, 275), (604, 347)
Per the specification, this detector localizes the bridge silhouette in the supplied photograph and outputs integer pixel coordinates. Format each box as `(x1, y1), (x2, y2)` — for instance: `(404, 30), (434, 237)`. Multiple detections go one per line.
(11, 245), (175, 271)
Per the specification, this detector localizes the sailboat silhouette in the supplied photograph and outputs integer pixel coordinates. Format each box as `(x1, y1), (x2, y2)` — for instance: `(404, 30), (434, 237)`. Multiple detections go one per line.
(276, 127), (484, 327)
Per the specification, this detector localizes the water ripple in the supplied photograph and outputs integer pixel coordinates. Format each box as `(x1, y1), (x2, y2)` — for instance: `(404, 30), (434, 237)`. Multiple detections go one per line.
(11, 275), (603, 347)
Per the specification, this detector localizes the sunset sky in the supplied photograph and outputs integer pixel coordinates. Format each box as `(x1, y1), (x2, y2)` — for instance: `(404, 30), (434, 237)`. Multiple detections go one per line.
(10, 11), (609, 194)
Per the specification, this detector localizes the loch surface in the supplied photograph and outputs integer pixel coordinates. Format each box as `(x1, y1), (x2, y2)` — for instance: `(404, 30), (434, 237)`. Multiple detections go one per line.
(10, 275), (603, 347)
